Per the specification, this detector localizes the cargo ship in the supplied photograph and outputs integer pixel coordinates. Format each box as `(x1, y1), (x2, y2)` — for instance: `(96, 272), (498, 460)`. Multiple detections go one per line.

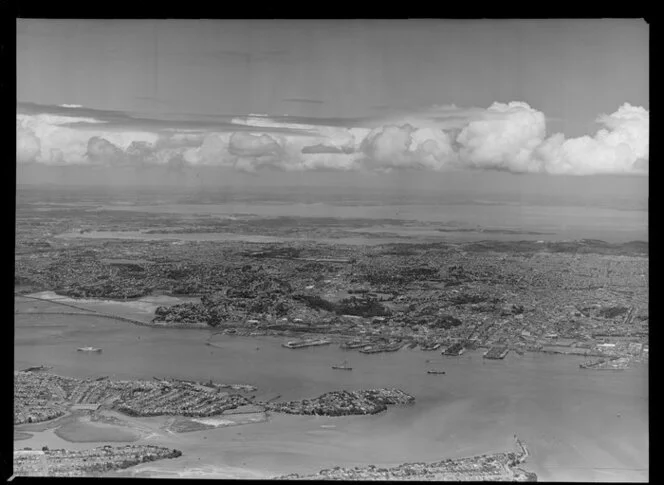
(21, 365), (53, 372)
(426, 369), (446, 375)
(282, 338), (331, 349)
(332, 360), (353, 371)
(77, 347), (102, 353)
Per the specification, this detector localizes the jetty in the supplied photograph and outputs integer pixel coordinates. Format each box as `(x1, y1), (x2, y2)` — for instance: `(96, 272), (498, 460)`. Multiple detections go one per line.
(282, 338), (331, 349)
(483, 346), (509, 359)
(359, 341), (405, 354)
(442, 343), (465, 356)
(580, 357), (629, 370)
(340, 340), (371, 350)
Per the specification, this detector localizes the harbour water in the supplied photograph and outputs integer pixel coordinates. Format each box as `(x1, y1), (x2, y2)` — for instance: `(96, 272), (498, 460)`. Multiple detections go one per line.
(14, 296), (648, 481)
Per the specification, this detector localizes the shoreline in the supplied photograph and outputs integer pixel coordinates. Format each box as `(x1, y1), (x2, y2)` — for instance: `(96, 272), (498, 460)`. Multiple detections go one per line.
(14, 216), (648, 481)
(14, 355), (648, 481)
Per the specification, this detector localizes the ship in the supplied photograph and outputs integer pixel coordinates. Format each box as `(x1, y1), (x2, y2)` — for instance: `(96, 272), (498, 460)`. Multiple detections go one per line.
(426, 369), (446, 375)
(332, 360), (353, 371)
(21, 365), (53, 372)
(77, 346), (102, 353)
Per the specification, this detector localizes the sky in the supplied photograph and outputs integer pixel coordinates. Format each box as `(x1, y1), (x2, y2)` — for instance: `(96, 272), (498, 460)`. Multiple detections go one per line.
(16, 19), (649, 189)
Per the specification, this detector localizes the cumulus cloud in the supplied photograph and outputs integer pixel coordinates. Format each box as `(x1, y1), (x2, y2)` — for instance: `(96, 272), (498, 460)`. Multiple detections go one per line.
(456, 102), (547, 172)
(86, 136), (126, 165)
(535, 103), (649, 175)
(16, 124), (41, 163)
(228, 132), (283, 158)
(183, 133), (231, 166)
(16, 111), (158, 166)
(360, 124), (456, 171)
(126, 141), (155, 168)
(16, 101), (648, 176)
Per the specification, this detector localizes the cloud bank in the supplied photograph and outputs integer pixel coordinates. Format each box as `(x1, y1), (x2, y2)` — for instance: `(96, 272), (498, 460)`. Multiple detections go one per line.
(16, 101), (648, 175)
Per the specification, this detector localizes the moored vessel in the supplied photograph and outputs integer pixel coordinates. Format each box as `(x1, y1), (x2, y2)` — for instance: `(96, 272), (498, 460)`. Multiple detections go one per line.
(77, 346), (102, 353)
(332, 360), (353, 371)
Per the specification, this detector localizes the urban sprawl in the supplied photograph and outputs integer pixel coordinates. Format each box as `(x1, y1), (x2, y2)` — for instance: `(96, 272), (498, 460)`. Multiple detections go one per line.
(14, 198), (649, 479)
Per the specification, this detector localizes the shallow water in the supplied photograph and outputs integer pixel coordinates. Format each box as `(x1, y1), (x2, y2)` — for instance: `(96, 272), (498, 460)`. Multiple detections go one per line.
(56, 230), (407, 246)
(14, 298), (648, 481)
(94, 202), (648, 243)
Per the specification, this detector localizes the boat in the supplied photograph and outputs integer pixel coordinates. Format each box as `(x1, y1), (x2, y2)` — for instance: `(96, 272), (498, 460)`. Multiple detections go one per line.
(21, 365), (52, 372)
(427, 370), (446, 375)
(77, 346), (102, 353)
(332, 360), (353, 371)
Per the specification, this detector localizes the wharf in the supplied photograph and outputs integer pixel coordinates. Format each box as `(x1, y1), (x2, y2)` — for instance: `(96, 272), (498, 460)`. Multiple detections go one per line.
(359, 342), (405, 354)
(282, 338), (331, 349)
(442, 343), (466, 356)
(483, 346), (509, 359)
